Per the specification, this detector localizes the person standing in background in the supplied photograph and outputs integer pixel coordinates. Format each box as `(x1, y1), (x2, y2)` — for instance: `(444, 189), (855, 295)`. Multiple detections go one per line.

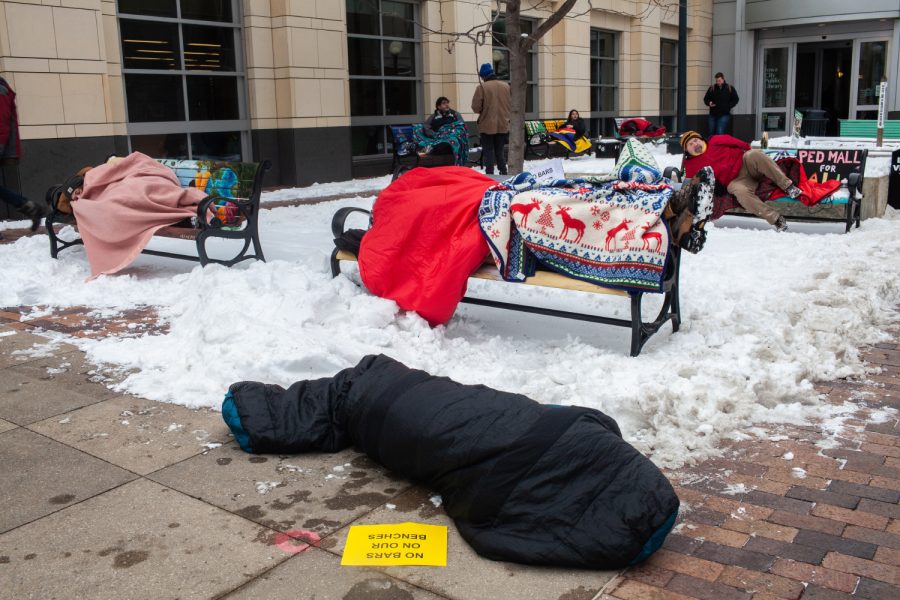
(703, 72), (739, 137)
(471, 63), (511, 175)
(0, 76), (46, 232)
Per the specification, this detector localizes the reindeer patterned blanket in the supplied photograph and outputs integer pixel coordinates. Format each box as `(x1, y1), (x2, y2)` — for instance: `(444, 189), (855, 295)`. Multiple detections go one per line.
(478, 173), (673, 293)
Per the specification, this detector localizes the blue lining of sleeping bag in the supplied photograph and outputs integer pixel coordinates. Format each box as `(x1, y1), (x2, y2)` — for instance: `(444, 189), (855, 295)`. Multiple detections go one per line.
(629, 508), (678, 565)
(222, 392), (253, 453)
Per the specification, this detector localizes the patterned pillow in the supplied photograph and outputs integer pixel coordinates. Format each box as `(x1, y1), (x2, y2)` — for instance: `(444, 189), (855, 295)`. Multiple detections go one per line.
(614, 138), (662, 184)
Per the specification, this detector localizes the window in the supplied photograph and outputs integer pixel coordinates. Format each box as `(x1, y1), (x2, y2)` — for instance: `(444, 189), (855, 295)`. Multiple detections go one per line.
(118, 0), (247, 160)
(492, 15), (538, 116)
(347, 0), (421, 157)
(660, 39), (678, 128)
(590, 29), (617, 138)
(855, 40), (888, 119)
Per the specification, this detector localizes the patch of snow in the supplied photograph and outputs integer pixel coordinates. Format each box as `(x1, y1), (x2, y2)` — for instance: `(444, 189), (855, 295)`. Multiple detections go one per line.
(721, 483), (750, 496)
(782, 452), (794, 460)
(1, 154), (898, 469)
(255, 481), (281, 494)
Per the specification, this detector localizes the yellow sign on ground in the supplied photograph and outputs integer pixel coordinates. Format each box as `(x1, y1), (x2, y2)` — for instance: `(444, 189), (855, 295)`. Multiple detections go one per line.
(341, 522), (448, 567)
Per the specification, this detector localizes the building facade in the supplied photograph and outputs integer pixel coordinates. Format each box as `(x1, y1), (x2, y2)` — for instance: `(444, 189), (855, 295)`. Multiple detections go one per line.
(712, 0), (900, 140)
(0, 0), (714, 206)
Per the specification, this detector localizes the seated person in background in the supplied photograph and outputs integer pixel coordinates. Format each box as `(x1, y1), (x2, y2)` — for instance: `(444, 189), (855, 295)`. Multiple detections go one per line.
(680, 131), (800, 232)
(57, 152), (209, 279)
(413, 97), (470, 166)
(547, 109), (590, 153)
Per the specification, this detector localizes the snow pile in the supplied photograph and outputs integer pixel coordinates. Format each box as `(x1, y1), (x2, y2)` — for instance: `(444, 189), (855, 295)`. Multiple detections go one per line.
(2, 151), (898, 468)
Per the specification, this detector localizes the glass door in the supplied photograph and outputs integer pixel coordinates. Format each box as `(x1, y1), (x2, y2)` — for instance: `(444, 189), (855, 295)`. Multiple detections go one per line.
(851, 39), (889, 119)
(758, 44), (796, 138)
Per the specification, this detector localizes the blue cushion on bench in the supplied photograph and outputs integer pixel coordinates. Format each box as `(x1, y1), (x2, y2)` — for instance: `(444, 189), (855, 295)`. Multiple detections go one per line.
(771, 189), (849, 205)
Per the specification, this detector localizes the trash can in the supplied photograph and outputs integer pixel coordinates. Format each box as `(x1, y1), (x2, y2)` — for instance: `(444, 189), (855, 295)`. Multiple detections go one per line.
(801, 109), (828, 137)
(594, 138), (622, 160)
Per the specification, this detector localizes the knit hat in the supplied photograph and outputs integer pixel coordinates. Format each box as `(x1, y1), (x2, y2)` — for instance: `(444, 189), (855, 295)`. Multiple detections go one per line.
(679, 131), (707, 155)
(479, 63), (494, 78)
(57, 166), (93, 214)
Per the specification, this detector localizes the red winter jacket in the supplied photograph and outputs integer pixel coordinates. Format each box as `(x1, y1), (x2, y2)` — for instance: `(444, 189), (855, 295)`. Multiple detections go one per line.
(0, 77), (21, 160)
(683, 134), (749, 187)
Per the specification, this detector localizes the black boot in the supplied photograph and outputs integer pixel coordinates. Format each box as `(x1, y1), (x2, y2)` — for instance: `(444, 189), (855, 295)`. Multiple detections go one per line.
(19, 200), (47, 232)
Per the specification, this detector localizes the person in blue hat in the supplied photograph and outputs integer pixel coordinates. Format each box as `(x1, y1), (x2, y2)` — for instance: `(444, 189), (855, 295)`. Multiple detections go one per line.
(471, 63), (511, 175)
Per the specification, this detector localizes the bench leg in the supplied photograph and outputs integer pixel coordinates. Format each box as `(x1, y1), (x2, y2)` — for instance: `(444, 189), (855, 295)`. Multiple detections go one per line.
(47, 221), (60, 259)
(629, 293), (644, 357)
(669, 250), (681, 333)
(46, 222), (83, 259)
(330, 248), (342, 278)
(251, 230), (266, 262)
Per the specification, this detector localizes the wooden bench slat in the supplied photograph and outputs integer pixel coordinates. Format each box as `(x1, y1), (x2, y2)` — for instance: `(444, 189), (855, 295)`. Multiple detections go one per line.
(334, 250), (629, 297)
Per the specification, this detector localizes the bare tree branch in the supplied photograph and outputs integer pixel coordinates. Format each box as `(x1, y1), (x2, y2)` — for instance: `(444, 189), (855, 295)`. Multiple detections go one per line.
(524, 0), (578, 50)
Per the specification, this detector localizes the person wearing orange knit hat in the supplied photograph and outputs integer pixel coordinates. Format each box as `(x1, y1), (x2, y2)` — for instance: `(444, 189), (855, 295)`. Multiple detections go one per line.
(680, 130), (801, 232)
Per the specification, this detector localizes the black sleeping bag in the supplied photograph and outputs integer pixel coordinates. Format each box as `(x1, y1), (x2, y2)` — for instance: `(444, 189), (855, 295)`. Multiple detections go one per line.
(222, 354), (679, 569)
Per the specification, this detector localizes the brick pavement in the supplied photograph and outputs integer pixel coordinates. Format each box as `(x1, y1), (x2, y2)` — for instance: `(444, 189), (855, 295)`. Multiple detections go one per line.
(602, 331), (900, 600)
(3, 226), (900, 599)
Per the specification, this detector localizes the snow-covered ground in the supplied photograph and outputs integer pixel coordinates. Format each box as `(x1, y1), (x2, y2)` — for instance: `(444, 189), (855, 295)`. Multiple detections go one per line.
(2, 147), (898, 468)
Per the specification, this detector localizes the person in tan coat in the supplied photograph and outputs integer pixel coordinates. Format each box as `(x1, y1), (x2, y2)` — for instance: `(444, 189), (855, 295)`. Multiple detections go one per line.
(471, 63), (511, 175)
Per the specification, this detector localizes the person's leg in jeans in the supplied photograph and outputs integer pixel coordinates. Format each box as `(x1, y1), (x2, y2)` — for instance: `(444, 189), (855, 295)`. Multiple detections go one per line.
(0, 184), (27, 209)
(707, 114), (717, 137)
(726, 161), (782, 225)
(0, 185), (46, 231)
(496, 132), (508, 175)
(481, 133), (497, 174)
(715, 114), (731, 135)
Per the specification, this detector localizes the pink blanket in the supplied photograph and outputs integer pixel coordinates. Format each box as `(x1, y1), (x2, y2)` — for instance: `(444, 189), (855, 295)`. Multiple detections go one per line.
(72, 152), (206, 279)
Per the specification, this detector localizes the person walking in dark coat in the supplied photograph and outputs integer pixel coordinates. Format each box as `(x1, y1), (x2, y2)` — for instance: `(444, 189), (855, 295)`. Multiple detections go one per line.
(0, 77), (46, 232)
(703, 72), (739, 136)
(471, 63), (511, 175)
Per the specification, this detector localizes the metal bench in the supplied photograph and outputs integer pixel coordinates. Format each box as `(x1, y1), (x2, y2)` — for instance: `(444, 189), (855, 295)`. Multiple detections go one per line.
(390, 125), (482, 181)
(665, 147), (865, 232)
(524, 119), (593, 159)
(329, 206), (682, 357)
(45, 158), (271, 267)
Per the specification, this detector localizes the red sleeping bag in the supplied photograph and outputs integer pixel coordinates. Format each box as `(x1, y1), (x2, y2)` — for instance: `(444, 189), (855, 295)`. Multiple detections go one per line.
(358, 166), (495, 326)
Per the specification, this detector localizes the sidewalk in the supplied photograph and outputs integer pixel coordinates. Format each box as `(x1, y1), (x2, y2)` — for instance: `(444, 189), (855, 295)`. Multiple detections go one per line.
(1, 241), (899, 598)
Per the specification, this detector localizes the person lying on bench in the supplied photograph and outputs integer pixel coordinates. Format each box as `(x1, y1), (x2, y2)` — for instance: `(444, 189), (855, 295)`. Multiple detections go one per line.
(57, 152), (210, 279)
(547, 109), (587, 151)
(413, 96), (469, 166)
(680, 131), (801, 232)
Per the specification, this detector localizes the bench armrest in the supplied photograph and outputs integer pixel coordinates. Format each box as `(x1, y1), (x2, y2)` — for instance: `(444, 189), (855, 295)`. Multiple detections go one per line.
(196, 195), (253, 229)
(663, 166), (683, 182)
(331, 207), (372, 239)
(846, 172), (862, 196)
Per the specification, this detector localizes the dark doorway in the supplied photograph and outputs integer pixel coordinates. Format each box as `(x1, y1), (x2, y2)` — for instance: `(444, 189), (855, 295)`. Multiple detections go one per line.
(795, 42), (851, 136)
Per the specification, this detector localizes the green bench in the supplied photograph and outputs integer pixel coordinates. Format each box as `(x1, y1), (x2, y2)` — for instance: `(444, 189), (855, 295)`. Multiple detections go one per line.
(524, 119), (593, 159)
(839, 120), (900, 139)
